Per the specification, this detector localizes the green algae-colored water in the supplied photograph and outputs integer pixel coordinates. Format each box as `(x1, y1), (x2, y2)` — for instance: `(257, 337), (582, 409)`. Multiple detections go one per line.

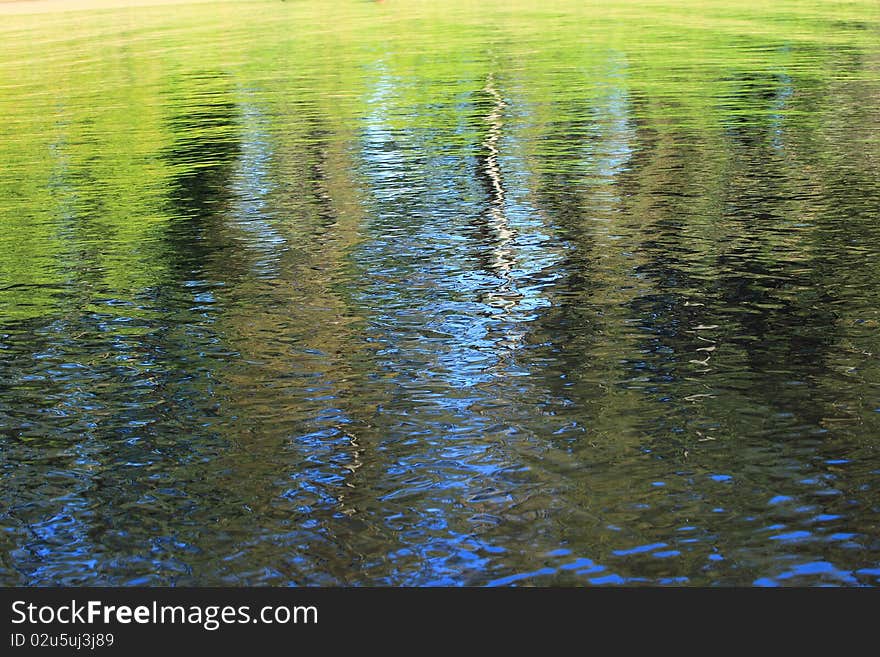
(1, 0), (879, 585)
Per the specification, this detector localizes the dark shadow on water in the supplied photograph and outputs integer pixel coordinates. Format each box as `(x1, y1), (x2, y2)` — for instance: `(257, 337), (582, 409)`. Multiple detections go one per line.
(162, 70), (244, 283)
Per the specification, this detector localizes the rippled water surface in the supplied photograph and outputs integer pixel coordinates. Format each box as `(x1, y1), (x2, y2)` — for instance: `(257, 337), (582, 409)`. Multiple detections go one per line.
(1, 0), (879, 586)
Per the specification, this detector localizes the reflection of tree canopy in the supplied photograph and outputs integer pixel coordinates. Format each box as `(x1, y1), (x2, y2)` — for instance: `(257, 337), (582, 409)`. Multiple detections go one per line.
(0, 0), (878, 586)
